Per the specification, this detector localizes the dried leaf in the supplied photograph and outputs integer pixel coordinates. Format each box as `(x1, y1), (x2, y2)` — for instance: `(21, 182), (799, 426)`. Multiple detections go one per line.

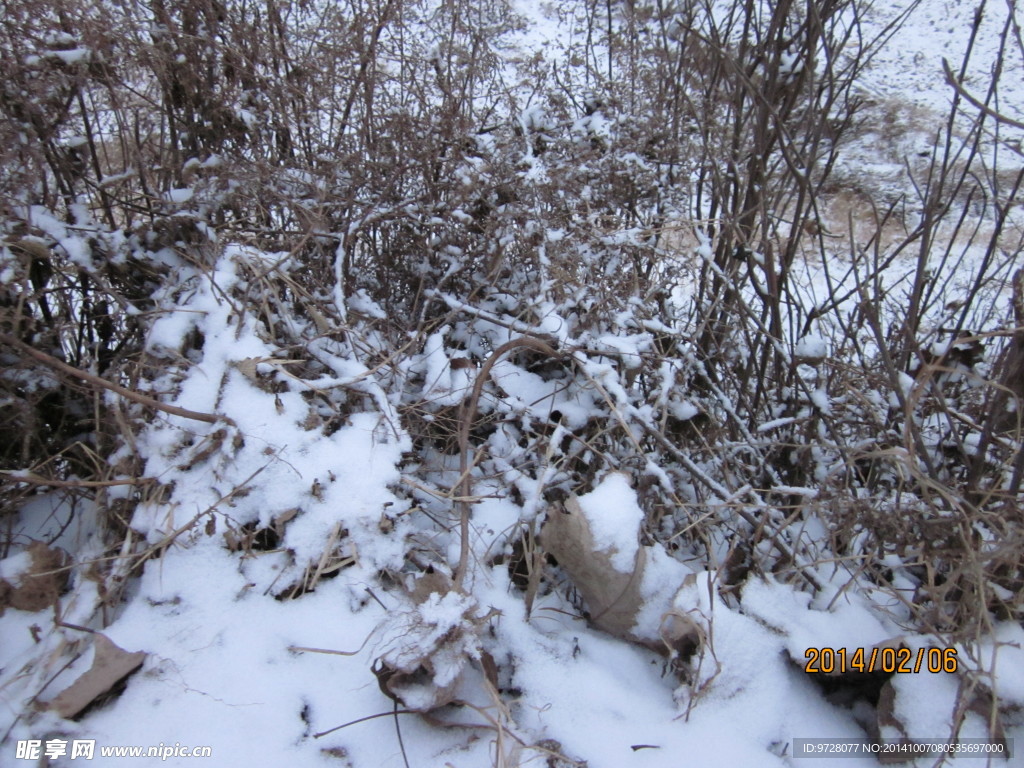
(373, 657), (463, 712)
(234, 357), (261, 380)
(50, 634), (147, 719)
(540, 494), (647, 643)
(659, 611), (704, 661)
(7, 238), (53, 262)
(373, 586), (480, 713)
(304, 304), (330, 336)
(876, 678), (902, 734)
(409, 567), (453, 605)
(0, 541), (70, 615)
(479, 649), (500, 690)
(273, 507), (300, 538)
(875, 679), (912, 764)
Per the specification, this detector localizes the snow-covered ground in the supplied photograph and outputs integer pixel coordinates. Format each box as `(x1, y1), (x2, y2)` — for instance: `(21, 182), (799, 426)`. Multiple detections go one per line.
(859, 0), (1024, 125)
(2, 2), (1023, 767)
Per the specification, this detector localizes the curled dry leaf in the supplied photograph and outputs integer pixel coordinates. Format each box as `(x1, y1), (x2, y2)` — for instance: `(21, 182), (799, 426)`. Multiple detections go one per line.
(540, 494), (648, 643)
(372, 571), (486, 713)
(49, 634), (147, 719)
(540, 489), (708, 682)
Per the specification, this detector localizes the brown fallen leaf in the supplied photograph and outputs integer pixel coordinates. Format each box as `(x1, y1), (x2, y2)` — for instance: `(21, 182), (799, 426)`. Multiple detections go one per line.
(0, 541), (70, 615)
(49, 634), (147, 719)
(540, 493), (647, 644)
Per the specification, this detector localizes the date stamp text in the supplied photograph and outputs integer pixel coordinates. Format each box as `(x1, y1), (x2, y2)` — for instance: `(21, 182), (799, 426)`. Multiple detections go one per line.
(804, 646), (958, 674)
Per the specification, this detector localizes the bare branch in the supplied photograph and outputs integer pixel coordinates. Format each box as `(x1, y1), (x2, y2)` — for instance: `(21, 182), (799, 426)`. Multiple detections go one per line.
(0, 333), (234, 427)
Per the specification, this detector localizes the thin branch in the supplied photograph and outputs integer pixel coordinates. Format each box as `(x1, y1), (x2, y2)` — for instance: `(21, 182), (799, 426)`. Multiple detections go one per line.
(942, 57), (1024, 132)
(1, 332), (234, 427)
(0, 471), (156, 489)
(314, 708), (419, 739)
(453, 336), (563, 591)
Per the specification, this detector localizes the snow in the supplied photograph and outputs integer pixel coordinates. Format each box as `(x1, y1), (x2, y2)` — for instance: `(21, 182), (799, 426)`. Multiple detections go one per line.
(810, 388), (832, 415)
(347, 288), (387, 320)
(0, 551), (33, 583)
(796, 333), (829, 361)
(574, 473), (643, 572)
(3, 2), (1023, 767)
(670, 399), (700, 421)
(859, 0), (1024, 131)
(164, 188), (194, 204)
(73, 545), (388, 766)
(47, 48), (91, 65)
(758, 416), (799, 433)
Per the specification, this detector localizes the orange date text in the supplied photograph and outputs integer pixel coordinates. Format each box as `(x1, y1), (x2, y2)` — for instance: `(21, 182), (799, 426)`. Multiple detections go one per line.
(803, 646), (957, 674)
